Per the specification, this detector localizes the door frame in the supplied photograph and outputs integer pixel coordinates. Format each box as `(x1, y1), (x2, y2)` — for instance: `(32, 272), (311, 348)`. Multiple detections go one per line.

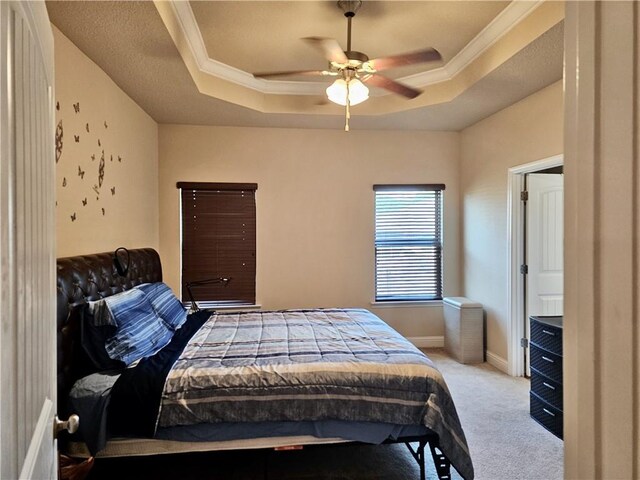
(506, 154), (563, 377)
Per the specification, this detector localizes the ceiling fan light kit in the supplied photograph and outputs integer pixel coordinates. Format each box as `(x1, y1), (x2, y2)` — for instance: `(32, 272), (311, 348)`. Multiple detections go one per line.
(253, 0), (442, 131)
(326, 78), (369, 106)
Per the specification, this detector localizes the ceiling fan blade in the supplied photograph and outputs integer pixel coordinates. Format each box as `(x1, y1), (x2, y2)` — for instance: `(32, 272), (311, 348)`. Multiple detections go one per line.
(303, 37), (348, 64)
(365, 74), (422, 99)
(368, 48), (442, 72)
(254, 70), (333, 79)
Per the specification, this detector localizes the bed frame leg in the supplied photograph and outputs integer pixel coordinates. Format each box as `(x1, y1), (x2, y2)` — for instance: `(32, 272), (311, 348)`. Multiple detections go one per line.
(404, 441), (426, 480)
(404, 439), (452, 480)
(429, 442), (451, 480)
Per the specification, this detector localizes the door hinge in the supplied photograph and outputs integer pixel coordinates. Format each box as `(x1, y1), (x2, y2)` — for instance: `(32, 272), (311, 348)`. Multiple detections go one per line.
(520, 264), (528, 275)
(521, 190), (528, 202)
(520, 337), (529, 348)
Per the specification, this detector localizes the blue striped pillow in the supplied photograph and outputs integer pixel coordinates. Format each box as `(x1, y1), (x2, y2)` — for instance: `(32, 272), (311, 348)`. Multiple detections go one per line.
(135, 283), (187, 331)
(104, 288), (174, 366)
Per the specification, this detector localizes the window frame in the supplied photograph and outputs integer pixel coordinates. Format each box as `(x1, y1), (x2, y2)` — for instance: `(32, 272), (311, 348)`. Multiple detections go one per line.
(373, 184), (445, 303)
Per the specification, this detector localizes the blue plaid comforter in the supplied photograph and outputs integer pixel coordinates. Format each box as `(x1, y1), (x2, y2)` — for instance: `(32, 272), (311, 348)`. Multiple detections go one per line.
(157, 308), (474, 479)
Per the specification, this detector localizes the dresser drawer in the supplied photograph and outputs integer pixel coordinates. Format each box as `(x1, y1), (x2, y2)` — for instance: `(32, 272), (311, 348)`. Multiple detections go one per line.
(530, 392), (563, 439)
(531, 368), (563, 410)
(530, 344), (563, 384)
(530, 319), (562, 355)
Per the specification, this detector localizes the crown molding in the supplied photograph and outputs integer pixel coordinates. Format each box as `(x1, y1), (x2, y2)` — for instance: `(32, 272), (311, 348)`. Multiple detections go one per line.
(168, 0), (544, 96)
(170, 1), (326, 95)
(401, 0), (543, 88)
(169, 1), (261, 91)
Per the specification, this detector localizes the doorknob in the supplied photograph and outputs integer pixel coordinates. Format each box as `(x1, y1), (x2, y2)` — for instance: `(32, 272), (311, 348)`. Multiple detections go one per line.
(54, 414), (79, 438)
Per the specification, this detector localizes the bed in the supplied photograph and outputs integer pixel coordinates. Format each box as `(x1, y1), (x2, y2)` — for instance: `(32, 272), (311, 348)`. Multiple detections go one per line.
(56, 248), (473, 480)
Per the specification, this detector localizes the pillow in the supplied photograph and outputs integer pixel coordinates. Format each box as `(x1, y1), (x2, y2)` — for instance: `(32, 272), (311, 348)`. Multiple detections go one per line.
(80, 300), (125, 372)
(135, 283), (187, 331)
(103, 288), (174, 366)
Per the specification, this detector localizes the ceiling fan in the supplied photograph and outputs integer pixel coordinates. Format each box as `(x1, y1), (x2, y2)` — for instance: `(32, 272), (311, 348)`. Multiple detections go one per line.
(253, 0), (442, 131)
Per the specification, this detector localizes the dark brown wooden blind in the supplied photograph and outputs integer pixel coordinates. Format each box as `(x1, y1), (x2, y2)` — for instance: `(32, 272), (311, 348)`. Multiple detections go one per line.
(179, 182), (257, 306)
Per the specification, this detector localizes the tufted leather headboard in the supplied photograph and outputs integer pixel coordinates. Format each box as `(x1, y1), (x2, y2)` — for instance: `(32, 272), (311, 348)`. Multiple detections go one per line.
(56, 248), (162, 414)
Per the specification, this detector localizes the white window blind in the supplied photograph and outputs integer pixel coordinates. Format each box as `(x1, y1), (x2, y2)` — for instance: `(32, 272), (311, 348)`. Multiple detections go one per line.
(374, 184), (444, 301)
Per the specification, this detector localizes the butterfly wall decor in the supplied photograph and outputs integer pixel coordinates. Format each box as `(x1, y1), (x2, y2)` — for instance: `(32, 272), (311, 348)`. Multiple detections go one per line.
(55, 121), (63, 164)
(98, 155), (105, 187)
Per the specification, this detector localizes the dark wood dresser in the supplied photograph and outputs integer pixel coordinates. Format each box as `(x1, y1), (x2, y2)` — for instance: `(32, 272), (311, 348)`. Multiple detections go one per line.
(529, 315), (563, 439)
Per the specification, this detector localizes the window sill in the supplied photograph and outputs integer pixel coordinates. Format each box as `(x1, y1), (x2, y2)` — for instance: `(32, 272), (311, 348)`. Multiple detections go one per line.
(185, 302), (262, 311)
(211, 304), (262, 311)
(370, 300), (443, 308)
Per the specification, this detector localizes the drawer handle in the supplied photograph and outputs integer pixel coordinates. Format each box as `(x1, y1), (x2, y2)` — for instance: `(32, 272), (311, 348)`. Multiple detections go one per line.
(541, 356), (555, 363)
(542, 408), (556, 417)
(542, 382), (556, 390)
(542, 329), (556, 336)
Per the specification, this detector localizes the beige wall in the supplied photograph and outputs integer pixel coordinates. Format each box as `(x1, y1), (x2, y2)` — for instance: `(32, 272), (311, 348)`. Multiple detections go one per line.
(54, 27), (159, 257)
(460, 80), (564, 361)
(159, 126), (460, 337)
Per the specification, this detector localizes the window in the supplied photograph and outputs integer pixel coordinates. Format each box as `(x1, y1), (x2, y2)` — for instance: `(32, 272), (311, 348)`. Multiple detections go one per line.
(178, 182), (257, 307)
(374, 184), (444, 302)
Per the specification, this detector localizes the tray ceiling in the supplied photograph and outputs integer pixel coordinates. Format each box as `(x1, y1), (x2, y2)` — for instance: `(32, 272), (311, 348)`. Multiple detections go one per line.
(46, 1), (564, 130)
(190, 1), (508, 78)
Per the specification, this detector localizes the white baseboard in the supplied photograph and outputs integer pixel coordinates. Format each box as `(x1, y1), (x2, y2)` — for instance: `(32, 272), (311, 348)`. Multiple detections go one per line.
(407, 336), (444, 348)
(486, 350), (509, 373)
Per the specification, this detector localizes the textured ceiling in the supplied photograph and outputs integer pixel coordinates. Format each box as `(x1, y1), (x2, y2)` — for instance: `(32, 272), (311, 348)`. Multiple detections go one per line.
(190, 1), (508, 79)
(46, 1), (564, 131)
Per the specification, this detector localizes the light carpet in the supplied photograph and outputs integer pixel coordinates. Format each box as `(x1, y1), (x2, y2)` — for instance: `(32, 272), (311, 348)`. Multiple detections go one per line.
(424, 349), (563, 480)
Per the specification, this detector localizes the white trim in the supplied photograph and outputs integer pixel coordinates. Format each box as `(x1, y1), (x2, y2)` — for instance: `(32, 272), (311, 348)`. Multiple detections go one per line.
(485, 351), (509, 374)
(166, 0), (544, 96)
(169, 1), (325, 95)
(370, 300), (442, 308)
(508, 154), (564, 176)
(402, 0), (543, 89)
(407, 336), (444, 348)
(507, 154), (563, 377)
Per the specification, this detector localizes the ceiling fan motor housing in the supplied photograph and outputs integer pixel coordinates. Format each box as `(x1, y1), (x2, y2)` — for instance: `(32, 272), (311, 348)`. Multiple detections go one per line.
(344, 51), (369, 64)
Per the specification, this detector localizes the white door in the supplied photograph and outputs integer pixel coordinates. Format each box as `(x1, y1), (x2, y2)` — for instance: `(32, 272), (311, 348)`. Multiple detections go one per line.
(0, 1), (58, 478)
(525, 173), (563, 374)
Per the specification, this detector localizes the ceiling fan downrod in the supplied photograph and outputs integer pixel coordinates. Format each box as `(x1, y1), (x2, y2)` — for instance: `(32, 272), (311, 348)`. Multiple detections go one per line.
(338, 0), (362, 132)
(345, 82), (351, 132)
(338, 0), (362, 52)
